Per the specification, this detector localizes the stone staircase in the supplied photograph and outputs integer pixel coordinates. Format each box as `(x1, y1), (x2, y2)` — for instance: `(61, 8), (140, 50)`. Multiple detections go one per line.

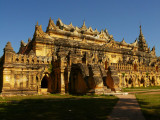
(109, 65), (121, 92)
(88, 64), (104, 94)
(103, 86), (112, 94)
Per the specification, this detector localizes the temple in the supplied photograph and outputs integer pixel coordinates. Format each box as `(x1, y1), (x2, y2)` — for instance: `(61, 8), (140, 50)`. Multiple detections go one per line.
(0, 18), (160, 95)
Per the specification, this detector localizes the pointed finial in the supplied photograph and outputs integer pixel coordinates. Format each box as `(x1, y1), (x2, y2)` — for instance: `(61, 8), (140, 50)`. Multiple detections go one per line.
(153, 46), (155, 49)
(104, 28), (108, 33)
(37, 21), (38, 26)
(70, 22), (73, 26)
(83, 20), (85, 26)
(28, 38), (31, 42)
(140, 25), (143, 35)
(49, 17), (52, 23)
(101, 29), (104, 33)
(81, 19), (87, 29)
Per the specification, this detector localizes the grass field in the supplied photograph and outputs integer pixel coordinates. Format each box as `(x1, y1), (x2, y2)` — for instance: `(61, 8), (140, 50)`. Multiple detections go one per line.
(136, 93), (160, 120)
(122, 86), (160, 92)
(0, 94), (118, 120)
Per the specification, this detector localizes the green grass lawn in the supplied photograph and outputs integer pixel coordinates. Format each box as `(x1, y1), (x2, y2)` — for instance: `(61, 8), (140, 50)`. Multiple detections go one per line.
(136, 93), (160, 120)
(122, 86), (160, 92)
(0, 94), (118, 120)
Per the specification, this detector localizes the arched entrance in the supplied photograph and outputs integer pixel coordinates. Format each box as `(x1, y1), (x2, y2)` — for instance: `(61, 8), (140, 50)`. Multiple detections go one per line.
(41, 75), (48, 88)
(40, 74), (50, 94)
(140, 77), (145, 86)
(151, 76), (155, 85)
(69, 64), (88, 94)
(128, 77), (133, 87)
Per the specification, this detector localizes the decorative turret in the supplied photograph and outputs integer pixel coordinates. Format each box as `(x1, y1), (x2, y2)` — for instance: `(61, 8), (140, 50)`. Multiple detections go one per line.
(148, 47), (150, 53)
(138, 25), (148, 52)
(4, 42), (15, 64)
(21, 40), (27, 47)
(104, 28), (109, 36)
(4, 42), (15, 52)
(28, 38), (31, 43)
(151, 46), (156, 56)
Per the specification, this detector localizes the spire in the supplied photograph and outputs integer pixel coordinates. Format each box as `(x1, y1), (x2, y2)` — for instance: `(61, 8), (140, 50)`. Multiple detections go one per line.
(36, 21), (39, 26)
(83, 20), (85, 26)
(139, 25), (145, 42)
(138, 25), (148, 52)
(81, 20), (87, 29)
(152, 46), (155, 50)
(140, 25), (143, 36)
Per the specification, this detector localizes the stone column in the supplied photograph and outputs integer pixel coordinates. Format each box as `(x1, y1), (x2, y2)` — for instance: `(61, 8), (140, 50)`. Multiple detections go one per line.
(11, 71), (14, 89)
(28, 73), (31, 89)
(60, 69), (65, 94)
(33, 75), (36, 90)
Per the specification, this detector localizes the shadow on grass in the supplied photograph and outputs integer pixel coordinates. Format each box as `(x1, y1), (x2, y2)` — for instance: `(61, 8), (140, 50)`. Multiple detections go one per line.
(136, 94), (160, 120)
(0, 96), (118, 120)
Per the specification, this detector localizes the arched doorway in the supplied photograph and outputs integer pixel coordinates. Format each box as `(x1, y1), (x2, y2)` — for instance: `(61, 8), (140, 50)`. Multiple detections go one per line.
(141, 77), (145, 86)
(40, 74), (50, 94)
(69, 64), (88, 94)
(128, 77), (133, 87)
(151, 76), (155, 85)
(41, 75), (48, 88)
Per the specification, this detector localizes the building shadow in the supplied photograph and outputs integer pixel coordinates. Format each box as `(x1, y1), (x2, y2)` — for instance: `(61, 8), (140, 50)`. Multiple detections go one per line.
(0, 96), (118, 120)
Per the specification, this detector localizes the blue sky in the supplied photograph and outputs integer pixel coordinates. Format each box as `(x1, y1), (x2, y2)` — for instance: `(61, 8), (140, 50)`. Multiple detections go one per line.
(0, 0), (160, 56)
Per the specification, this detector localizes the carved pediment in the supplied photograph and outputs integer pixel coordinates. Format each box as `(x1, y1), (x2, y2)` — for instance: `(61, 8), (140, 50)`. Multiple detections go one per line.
(34, 23), (51, 39)
(98, 30), (108, 40)
(46, 18), (57, 31)
(105, 40), (118, 48)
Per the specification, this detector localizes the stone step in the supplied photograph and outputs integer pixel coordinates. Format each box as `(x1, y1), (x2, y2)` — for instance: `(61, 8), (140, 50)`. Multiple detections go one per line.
(1, 90), (38, 96)
(104, 89), (112, 93)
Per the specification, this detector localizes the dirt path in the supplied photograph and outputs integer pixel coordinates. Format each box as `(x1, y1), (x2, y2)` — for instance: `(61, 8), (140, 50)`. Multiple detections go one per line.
(107, 94), (145, 120)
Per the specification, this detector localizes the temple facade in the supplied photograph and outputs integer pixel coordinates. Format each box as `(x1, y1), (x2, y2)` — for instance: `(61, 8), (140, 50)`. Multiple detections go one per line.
(0, 18), (160, 95)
